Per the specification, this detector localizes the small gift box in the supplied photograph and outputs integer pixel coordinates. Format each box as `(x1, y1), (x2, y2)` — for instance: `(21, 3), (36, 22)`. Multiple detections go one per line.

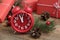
(37, 0), (60, 18)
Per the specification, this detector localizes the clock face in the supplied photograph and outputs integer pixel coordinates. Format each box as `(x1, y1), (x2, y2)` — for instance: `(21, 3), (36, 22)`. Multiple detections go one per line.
(11, 11), (34, 33)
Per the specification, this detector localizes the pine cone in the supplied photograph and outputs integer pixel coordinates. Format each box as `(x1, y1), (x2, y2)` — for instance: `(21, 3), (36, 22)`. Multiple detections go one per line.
(30, 30), (41, 38)
(30, 27), (41, 39)
(41, 12), (50, 21)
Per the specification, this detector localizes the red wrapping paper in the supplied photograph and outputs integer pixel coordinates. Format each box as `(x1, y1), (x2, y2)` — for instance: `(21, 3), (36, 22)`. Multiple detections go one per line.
(0, 0), (15, 23)
(37, 0), (60, 18)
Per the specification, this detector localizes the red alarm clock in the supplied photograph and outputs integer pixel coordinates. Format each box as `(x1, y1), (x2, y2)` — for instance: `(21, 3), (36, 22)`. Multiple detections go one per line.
(11, 10), (34, 33)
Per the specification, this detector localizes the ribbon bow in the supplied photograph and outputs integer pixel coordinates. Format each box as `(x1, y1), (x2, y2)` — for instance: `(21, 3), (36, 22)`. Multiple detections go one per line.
(54, 2), (60, 9)
(53, 2), (60, 18)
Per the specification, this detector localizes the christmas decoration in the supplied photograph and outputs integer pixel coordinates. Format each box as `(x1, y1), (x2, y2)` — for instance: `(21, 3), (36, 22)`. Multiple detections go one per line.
(30, 29), (41, 39)
(12, 6), (21, 14)
(24, 6), (32, 14)
(7, 15), (12, 26)
(6, 0), (34, 33)
(30, 18), (41, 38)
(40, 11), (50, 21)
(7, 15), (12, 20)
(46, 21), (51, 25)
(32, 18), (40, 30)
(39, 21), (55, 33)
(31, 18), (55, 34)
(53, 2), (60, 18)
(11, 10), (34, 33)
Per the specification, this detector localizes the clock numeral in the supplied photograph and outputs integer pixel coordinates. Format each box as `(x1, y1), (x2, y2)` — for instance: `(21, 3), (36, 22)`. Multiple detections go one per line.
(18, 26), (21, 28)
(14, 17), (18, 20)
(14, 20), (16, 23)
(21, 27), (24, 30)
(27, 23), (30, 26)
(29, 20), (31, 23)
(15, 23), (18, 27)
(25, 26), (28, 29)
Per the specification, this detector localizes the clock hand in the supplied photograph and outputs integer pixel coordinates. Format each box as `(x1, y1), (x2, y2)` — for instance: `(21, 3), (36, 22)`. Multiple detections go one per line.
(19, 15), (24, 23)
(21, 16), (24, 23)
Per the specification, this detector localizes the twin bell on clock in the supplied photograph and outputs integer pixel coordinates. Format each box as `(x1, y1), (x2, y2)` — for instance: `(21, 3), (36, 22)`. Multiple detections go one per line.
(8, 6), (34, 33)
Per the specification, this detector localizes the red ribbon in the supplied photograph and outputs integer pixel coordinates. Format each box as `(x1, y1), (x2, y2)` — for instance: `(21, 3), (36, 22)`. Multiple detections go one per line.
(53, 2), (60, 9)
(53, 2), (60, 18)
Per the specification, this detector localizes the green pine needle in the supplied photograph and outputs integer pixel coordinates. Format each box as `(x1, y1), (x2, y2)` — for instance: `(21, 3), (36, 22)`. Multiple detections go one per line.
(32, 18), (55, 33)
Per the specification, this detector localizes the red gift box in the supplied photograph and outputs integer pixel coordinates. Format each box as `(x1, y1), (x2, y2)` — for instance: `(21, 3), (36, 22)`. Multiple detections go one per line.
(0, 0), (15, 22)
(21, 0), (38, 11)
(56, 9), (60, 18)
(37, 0), (60, 18)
